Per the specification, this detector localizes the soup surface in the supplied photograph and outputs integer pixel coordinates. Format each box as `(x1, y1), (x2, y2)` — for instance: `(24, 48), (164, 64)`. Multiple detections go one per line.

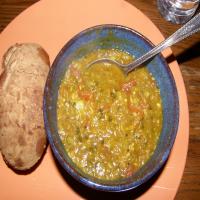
(57, 49), (162, 180)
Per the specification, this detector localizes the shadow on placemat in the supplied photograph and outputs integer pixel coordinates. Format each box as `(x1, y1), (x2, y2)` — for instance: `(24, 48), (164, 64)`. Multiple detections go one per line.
(165, 41), (200, 67)
(176, 41), (200, 65)
(50, 149), (165, 200)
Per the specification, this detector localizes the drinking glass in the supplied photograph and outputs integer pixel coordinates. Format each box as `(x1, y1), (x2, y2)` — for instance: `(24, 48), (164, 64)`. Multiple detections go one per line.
(157, 0), (200, 24)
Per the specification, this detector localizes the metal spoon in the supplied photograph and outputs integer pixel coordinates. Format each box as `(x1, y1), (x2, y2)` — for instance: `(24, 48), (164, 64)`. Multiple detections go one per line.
(88, 12), (200, 75)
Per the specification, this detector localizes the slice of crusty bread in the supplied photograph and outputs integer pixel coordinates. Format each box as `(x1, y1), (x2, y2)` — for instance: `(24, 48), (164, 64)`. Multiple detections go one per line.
(0, 43), (50, 170)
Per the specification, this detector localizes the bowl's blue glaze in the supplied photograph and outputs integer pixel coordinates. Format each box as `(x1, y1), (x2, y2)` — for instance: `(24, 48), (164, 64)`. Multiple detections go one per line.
(43, 25), (179, 192)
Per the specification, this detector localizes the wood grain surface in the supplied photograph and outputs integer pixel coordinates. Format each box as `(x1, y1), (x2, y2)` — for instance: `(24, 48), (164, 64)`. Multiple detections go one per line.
(0, 0), (200, 199)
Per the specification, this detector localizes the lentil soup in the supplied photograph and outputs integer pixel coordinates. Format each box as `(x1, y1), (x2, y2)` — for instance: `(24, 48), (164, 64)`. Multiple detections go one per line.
(57, 49), (162, 180)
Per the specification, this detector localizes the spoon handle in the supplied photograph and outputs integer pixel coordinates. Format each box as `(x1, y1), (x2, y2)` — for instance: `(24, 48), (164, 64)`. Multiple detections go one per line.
(126, 12), (200, 73)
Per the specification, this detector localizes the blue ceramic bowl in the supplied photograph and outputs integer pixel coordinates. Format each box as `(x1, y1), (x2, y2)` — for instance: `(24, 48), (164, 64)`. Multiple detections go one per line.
(43, 25), (179, 192)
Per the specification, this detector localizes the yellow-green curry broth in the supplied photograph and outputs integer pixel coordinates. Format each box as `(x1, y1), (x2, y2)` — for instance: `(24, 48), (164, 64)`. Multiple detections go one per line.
(57, 49), (163, 180)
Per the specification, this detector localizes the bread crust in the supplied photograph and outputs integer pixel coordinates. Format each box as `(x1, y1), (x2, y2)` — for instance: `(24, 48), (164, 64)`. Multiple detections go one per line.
(0, 43), (50, 170)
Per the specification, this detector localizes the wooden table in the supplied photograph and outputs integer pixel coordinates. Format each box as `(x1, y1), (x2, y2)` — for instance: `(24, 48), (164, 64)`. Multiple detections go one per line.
(0, 0), (199, 199)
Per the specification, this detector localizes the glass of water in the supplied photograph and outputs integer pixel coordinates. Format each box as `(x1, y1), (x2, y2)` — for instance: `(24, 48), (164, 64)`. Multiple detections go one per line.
(157, 0), (200, 24)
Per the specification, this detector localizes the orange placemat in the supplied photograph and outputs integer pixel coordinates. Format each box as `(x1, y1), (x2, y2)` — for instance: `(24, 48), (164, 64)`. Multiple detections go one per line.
(0, 0), (189, 199)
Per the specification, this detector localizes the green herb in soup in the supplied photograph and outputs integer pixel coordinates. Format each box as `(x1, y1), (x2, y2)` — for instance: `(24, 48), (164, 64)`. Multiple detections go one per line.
(57, 49), (162, 180)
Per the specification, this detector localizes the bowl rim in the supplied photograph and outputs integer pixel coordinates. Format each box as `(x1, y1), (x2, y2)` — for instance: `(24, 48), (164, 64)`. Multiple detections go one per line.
(43, 24), (179, 192)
